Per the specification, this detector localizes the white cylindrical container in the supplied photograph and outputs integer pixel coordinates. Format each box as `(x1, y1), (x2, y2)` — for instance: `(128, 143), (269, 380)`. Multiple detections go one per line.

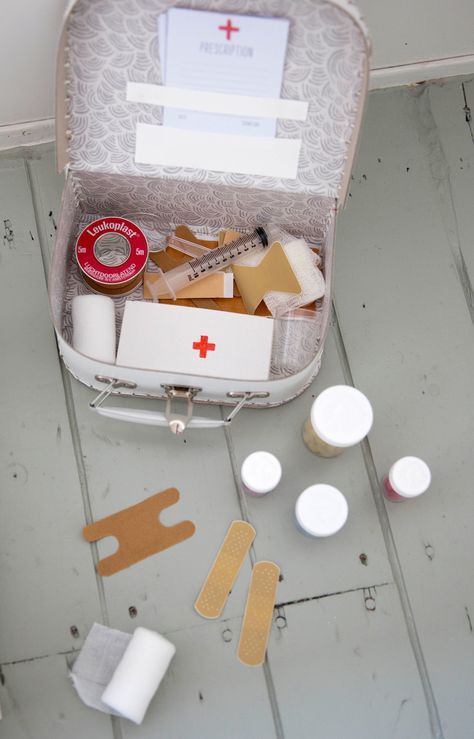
(303, 385), (373, 457)
(383, 456), (431, 502)
(72, 294), (116, 363)
(295, 484), (348, 537)
(101, 627), (176, 725)
(240, 451), (282, 496)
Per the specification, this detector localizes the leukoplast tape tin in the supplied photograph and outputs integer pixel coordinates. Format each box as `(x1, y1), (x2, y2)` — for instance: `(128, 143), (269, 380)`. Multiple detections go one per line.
(75, 217), (149, 296)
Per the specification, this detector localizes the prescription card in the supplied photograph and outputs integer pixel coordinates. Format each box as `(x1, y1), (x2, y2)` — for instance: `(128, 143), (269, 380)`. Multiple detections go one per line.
(159, 8), (289, 137)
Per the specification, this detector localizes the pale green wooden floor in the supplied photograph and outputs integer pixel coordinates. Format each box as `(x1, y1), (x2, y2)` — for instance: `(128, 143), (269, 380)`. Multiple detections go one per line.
(1, 77), (474, 739)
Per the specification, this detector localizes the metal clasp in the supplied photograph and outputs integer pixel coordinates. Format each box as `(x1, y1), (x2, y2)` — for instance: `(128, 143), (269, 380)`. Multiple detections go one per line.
(162, 385), (202, 435)
(90, 375), (137, 409)
(225, 391), (270, 423)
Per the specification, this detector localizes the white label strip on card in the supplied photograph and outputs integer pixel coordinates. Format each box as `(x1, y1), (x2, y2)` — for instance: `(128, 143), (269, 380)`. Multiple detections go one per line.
(127, 82), (308, 122)
(135, 123), (301, 179)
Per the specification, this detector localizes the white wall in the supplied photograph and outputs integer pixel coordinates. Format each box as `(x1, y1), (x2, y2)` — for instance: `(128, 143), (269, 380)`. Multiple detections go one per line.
(0, 0), (64, 127)
(0, 0), (473, 130)
(366, 0), (474, 87)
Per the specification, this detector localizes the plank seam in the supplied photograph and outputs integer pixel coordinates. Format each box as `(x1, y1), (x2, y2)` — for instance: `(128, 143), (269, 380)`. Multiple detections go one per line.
(276, 581), (391, 609)
(223, 419), (285, 739)
(414, 85), (474, 327)
(1, 649), (79, 668)
(461, 82), (474, 144)
(331, 303), (444, 739)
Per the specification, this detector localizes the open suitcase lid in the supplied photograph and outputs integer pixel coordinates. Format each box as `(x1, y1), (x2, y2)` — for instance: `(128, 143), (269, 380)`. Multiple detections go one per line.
(57, 0), (370, 206)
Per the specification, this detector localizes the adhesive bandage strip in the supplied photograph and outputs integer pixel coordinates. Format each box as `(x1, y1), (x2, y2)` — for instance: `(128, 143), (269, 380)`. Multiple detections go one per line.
(194, 520), (256, 619)
(83, 489), (195, 576)
(237, 561), (280, 667)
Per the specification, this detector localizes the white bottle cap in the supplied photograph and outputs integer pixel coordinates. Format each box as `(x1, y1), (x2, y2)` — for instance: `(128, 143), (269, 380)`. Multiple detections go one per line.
(241, 451), (282, 495)
(388, 457), (431, 498)
(295, 484), (348, 537)
(311, 385), (373, 448)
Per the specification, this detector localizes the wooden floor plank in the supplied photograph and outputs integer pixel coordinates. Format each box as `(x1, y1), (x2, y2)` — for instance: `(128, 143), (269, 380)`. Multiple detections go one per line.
(425, 78), (474, 319)
(227, 325), (432, 736)
(267, 586), (431, 739)
(69, 384), (253, 633)
(25, 147), (64, 260)
(226, 329), (394, 602)
(0, 654), (113, 739)
(335, 83), (474, 738)
(121, 617), (275, 739)
(68, 385), (278, 735)
(0, 157), (103, 664)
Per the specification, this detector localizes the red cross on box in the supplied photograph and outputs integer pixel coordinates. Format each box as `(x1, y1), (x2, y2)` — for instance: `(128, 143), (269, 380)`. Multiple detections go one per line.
(218, 19), (240, 41)
(192, 335), (216, 359)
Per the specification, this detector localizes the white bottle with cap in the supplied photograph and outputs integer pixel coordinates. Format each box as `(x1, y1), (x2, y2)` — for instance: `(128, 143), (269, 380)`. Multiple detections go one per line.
(302, 385), (373, 457)
(383, 456), (431, 501)
(240, 451), (282, 496)
(295, 484), (348, 537)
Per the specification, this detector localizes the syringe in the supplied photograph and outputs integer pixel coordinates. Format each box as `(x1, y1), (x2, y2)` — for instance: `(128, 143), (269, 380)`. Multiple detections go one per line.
(151, 226), (269, 300)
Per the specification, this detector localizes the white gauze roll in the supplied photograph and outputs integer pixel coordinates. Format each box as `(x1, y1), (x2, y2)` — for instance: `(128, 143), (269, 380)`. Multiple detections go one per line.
(101, 627), (176, 725)
(72, 295), (116, 363)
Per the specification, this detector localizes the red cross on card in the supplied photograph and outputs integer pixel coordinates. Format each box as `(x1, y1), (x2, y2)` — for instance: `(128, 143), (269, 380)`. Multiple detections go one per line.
(193, 335), (216, 359)
(218, 19), (240, 40)
(117, 302), (274, 381)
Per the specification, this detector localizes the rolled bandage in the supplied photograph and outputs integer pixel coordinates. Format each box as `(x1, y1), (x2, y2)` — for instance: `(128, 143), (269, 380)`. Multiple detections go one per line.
(101, 627), (176, 725)
(72, 294), (116, 363)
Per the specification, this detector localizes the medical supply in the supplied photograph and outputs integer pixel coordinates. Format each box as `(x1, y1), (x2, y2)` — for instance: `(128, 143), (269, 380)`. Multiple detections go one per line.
(149, 227), (269, 299)
(271, 308), (322, 377)
(83, 488), (195, 576)
(295, 484), (348, 537)
(116, 301), (274, 381)
(75, 217), (149, 295)
(70, 623), (175, 725)
(234, 228), (325, 316)
(144, 270), (234, 300)
(240, 451), (282, 496)
(195, 520), (256, 619)
(303, 385), (373, 457)
(383, 457), (431, 501)
(101, 627), (176, 724)
(237, 561), (280, 667)
(71, 294), (116, 363)
(232, 242), (301, 314)
(175, 224), (218, 249)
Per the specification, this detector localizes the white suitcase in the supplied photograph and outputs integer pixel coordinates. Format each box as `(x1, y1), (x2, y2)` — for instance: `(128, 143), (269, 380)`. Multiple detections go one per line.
(50, 0), (369, 433)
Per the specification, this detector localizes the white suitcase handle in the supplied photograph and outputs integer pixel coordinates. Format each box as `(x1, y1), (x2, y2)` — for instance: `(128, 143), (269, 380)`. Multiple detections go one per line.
(89, 377), (268, 434)
(94, 406), (224, 430)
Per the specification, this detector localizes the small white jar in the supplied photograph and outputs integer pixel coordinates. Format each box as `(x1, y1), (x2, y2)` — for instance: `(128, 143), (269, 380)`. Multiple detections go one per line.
(303, 385), (373, 457)
(295, 484), (348, 537)
(383, 457), (431, 501)
(240, 452), (282, 496)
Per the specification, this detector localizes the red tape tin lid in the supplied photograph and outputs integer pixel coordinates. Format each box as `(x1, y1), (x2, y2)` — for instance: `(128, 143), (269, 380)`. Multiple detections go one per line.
(75, 217), (148, 286)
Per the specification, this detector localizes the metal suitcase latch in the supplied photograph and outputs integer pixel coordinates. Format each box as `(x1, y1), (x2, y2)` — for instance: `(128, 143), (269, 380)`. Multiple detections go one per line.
(89, 376), (269, 434)
(163, 384), (202, 435)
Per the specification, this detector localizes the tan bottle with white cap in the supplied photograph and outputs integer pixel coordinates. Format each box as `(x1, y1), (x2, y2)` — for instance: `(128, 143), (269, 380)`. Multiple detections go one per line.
(303, 385), (373, 457)
(383, 457), (431, 501)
